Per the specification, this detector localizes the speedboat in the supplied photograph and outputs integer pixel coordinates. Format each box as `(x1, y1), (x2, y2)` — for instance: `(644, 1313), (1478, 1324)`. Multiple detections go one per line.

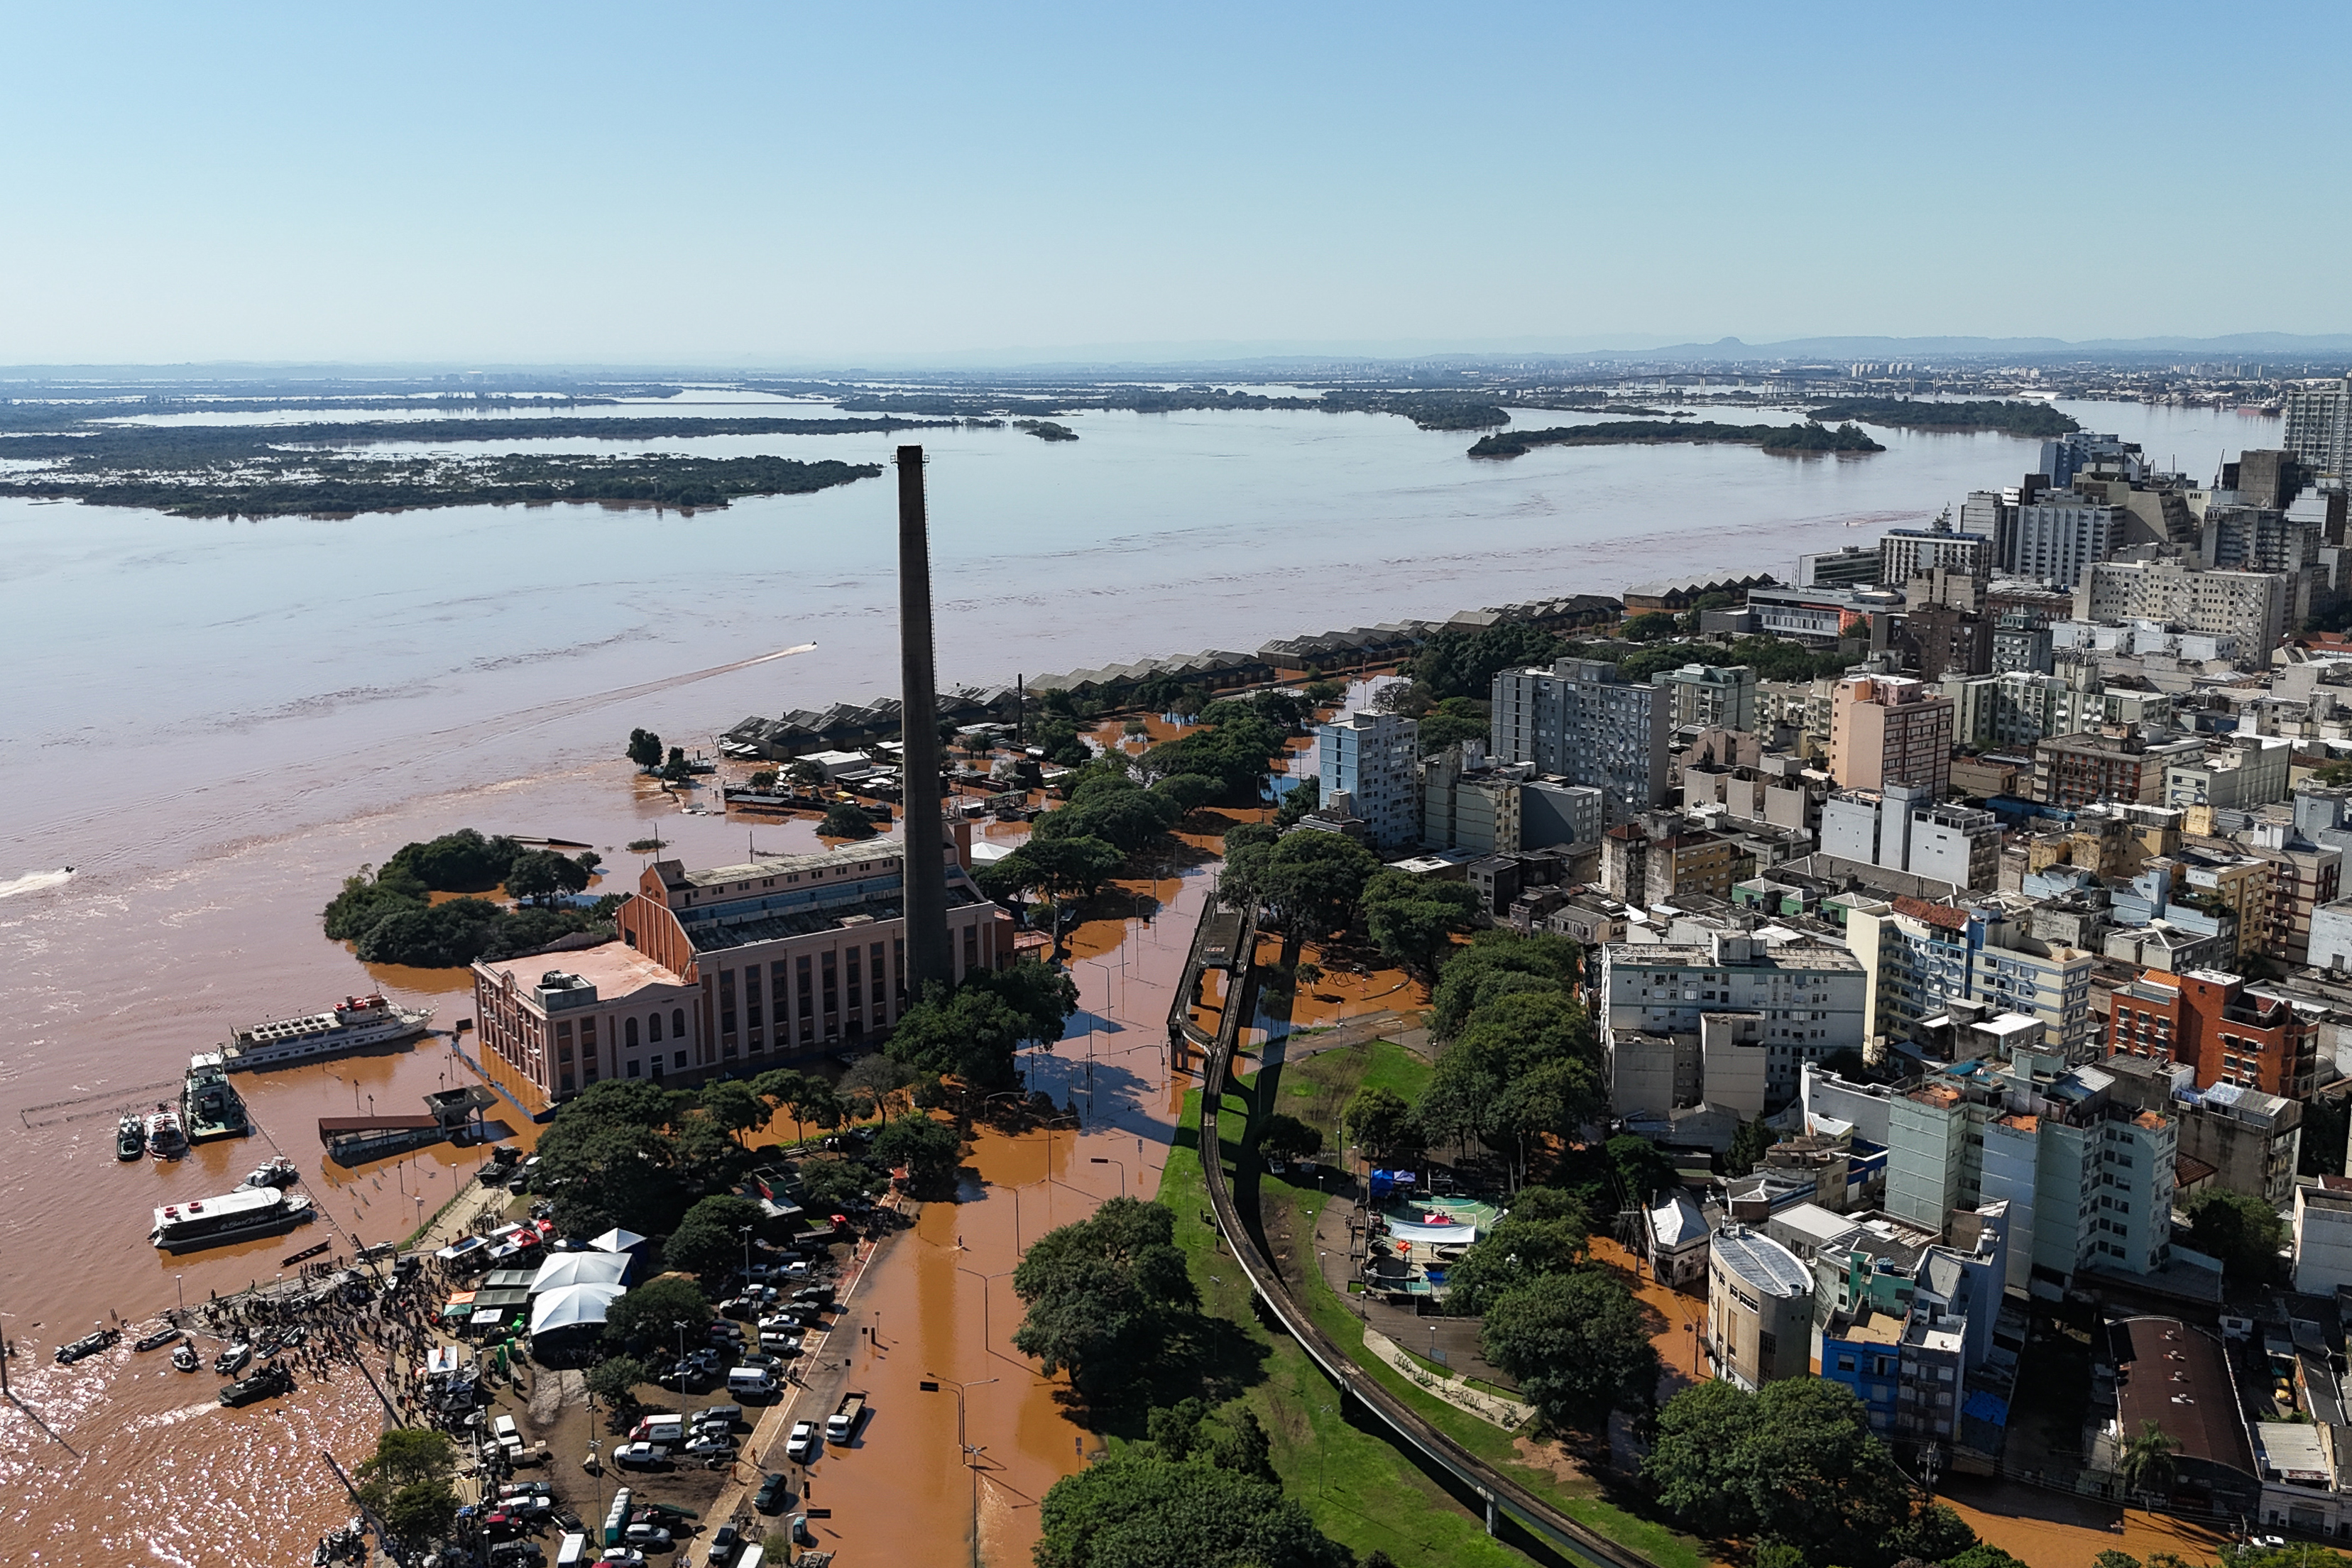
(172, 1342), (201, 1372)
(134, 1325), (183, 1352)
(55, 1327), (121, 1364)
(214, 1341), (252, 1376)
(117, 1112), (146, 1161)
(240, 1157), (300, 1190)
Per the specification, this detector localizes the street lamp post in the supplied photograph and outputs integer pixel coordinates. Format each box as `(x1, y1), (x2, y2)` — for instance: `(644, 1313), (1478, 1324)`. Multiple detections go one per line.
(956, 1266), (1028, 1374)
(1088, 1156), (1127, 1198)
(920, 1374), (999, 1568)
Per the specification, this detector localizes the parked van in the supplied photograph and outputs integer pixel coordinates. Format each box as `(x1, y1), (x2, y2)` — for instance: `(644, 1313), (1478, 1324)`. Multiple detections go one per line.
(631, 1415), (684, 1445)
(734, 1548), (764, 1568)
(727, 1366), (778, 1398)
(493, 1413), (524, 1453)
(554, 1533), (589, 1567)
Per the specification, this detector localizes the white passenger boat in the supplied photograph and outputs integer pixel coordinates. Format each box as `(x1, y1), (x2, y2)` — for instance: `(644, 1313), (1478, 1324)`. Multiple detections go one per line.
(151, 1185), (314, 1252)
(219, 994), (432, 1071)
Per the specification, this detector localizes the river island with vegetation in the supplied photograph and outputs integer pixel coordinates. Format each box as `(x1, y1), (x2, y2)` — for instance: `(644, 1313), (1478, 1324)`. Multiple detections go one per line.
(1469, 418), (1884, 459)
(1805, 396), (2080, 436)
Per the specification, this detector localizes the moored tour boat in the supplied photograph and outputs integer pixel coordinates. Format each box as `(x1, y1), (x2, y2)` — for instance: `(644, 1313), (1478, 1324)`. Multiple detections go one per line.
(151, 1185), (314, 1253)
(219, 994), (432, 1072)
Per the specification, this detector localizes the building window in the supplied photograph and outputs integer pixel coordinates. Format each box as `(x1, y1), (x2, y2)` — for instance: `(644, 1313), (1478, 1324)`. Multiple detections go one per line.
(871, 943), (887, 1024)
(846, 947), (863, 1010)
(628, 1059), (641, 1078)
(674, 1050), (687, 1069)
(822, 950), (838, 1018)
(672, 1007), (687, 1039)
(720, 970), (738, 1037)
(964, 923), (980, 977)
(625, 1016), (639, 1049)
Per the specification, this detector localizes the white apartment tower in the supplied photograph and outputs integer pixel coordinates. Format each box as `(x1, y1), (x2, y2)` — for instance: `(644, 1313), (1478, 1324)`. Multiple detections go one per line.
(1317, 711), (1421, 851)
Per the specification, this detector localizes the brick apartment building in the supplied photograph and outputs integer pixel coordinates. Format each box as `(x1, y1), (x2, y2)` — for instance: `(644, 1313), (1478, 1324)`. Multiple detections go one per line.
(2105, 967), (2324, 1098)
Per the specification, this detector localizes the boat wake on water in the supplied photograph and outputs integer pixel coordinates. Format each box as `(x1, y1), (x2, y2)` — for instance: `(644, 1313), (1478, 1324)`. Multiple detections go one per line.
(0, 865), (75, 899)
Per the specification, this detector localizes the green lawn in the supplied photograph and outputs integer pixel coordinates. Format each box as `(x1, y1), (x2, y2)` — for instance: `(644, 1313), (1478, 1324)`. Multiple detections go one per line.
(1198, 1046), (1720, 1568)
(1245, 1036), (1432, 1166)
(1155, 1089), (1538, 1568)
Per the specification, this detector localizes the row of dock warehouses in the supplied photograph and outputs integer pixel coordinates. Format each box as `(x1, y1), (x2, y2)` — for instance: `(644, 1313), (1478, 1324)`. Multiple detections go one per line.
(718, 593), (1624, 763)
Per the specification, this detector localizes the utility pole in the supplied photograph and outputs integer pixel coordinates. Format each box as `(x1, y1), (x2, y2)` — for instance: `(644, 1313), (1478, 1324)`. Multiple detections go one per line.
(897, 446), (952, 995)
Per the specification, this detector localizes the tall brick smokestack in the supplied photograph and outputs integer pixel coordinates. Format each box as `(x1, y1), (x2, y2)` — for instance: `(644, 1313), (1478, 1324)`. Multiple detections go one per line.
(896, 446), (952, 997)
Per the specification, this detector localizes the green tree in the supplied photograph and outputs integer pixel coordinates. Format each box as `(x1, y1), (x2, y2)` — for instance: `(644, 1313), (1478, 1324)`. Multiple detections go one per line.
(1608, 1133), (1679, 1205)
(1622, 611), (1680, 642)
(1442, 1194), (1590, 1317)
(1034, 1454), (1351, 1568)
(821, 801), (877, 840)
(662, 1193), (765, 1281)
(841, 1051), (917, 1119)
(1253, 1113), (1323, 1166)
(795, 1153), (877, 1209)
(787, 758), (829, 788)
(2187, 1188), (2287, 1280)
(1012, 1197), (1197, 1396)
(1360, 869), (1479, 975)
(1416, 711), (1489, 756)
(1885, 1502), (1978, 1564)
(1479, 1271), (1658, 1431)
(699, 1079), (769, 1146)
(2089, 1553), (2143, 1568)
(628, 728), (664, 771)
(1258, 830), (1380, 936)
(1150, 772), (1220, 815)
(584, 1354), (654, 1416)
(356, 1427), (460, 1550)
(1343, 1085), (1422, 1162)
(1428, 931), (1582, 1038)
(603, 1275), (712, 1350)
(870, 1112), (966, 1196)
(886, 965), (1078, 1090)
(748, 767), (779, 791)
(1643, 1378), (1913, 1562)
(2118, 1418), (2181, 1503)
(1726, 1115), (1773, 1176)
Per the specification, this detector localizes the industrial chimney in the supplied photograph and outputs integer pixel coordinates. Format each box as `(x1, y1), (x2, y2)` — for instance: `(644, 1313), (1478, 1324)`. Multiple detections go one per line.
(896, 446), (952, 996)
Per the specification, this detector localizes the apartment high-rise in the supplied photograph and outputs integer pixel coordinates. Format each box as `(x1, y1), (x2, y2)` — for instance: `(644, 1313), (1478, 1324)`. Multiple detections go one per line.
(2284, 375), (2352, 480)
(1827, 675), (1952, 796)
(2008, 491), (2119, 588)
(1316, 711), (1421, 851)
(1489, 657), (1667, 823)
(2073, 557), (2289, 667)
(1655, 662), (1758, 733)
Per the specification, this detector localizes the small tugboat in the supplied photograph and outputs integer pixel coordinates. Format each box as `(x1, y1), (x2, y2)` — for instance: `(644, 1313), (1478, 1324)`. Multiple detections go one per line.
(55, 1326), (121, 1364)
(239, 1157), (300, 1190)
(133, 1325), (184, 1352)
(116, 1112), (146, 1161)
(219, 1360), (296, 1408)
(172, 1341), (201, 1372)
(214, 1341), (253, 1376)
(146, 1104), (187, 1159)
(182, 1052), (252, 1143)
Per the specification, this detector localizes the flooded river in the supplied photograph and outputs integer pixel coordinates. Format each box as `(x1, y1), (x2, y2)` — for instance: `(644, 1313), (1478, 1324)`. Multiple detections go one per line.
(0, 394), (2270, 1562)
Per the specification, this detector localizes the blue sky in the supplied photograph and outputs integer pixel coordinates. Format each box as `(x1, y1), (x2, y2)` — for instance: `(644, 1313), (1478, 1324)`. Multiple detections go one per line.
(4, 3), (2344, 365)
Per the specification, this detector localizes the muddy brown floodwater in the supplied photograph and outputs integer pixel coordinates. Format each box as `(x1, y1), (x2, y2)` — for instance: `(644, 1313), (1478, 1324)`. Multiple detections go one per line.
(0, 750), (1215, 1566)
